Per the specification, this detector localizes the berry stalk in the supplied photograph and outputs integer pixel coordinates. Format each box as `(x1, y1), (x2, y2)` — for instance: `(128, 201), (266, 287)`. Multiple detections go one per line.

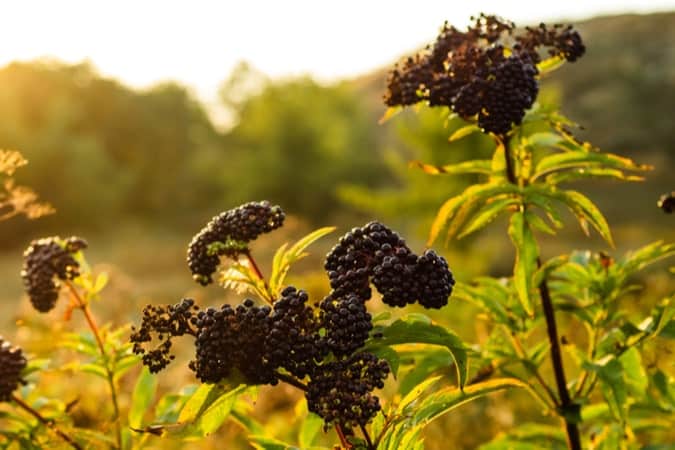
(66, 281), (122, 450)
(12, 394), (83, 450)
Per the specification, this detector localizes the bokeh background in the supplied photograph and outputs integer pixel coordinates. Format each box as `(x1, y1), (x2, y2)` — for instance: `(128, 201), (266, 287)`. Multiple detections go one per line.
(0, 2), (673, 448)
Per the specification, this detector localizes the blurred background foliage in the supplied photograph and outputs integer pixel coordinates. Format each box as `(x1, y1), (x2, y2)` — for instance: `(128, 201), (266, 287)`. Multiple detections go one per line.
(0, 12), (673, 450)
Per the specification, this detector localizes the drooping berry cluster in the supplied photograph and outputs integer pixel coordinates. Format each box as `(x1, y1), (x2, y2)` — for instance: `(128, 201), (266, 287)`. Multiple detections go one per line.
(325, 221), (455, 308)
(21, 236), (87, 312)
(306, 352), (390, 428)
(658, 192), (674, 214)
(0, 337), (27, 402)
(384, 14), (585, 134)
(187, 201), (285, 285)
(130, 298), (198, 373)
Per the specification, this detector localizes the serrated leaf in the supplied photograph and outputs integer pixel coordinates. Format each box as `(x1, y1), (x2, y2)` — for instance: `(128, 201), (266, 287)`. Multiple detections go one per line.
(448, 124), (480, 142)
(582, 356), (627, 422)
(532, 150), (649, 182)
(396, 376), (442, 414)
(525, 132), (565, 149)
(525, 210), (557, 235)
(145, 384), (247, 439)
(546, 167), (645, 185)
(508, 212), (538, 317)
(399, 349), (453, 396)
(409, 159), (492, 176)
(457, 197), (520, 239)
(129, 367), (157, 429)
(365, 315), (468, 389)
(269, 227), (335, 296)
(539, 188), (613, 246)
(407, 378), (527, 425)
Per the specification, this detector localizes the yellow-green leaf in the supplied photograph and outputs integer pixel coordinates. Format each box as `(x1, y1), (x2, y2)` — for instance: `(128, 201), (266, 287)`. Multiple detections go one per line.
(508, 212), (539, 317)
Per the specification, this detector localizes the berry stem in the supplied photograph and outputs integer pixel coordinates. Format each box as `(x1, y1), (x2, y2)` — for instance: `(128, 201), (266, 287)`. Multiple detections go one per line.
(336, 424), (353, 449)
(275, 372), (308, 391)
(359, 424), (376, 450)
(244, 251), (274, 303)
(502, 138), (582, 450)
(12, 394), (83, 450)
(65, 281), (123, 450)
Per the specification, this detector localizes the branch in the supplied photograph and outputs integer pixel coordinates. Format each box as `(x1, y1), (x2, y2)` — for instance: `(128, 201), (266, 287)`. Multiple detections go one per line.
(12, 394), (83, 450)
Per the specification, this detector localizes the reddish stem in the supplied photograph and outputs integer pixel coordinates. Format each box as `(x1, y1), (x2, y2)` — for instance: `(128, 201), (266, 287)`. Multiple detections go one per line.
(12, 394), (83, 450)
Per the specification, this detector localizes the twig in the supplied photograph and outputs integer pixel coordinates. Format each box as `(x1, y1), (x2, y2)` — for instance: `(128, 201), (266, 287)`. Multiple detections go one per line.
(66, 281), (122, 450)
(12, 394), (83, 450)
(360, 423), (376, 450)
(275, 372), (308, 391)
(509, 331), (560, 407)
(244, 251), (274, 303)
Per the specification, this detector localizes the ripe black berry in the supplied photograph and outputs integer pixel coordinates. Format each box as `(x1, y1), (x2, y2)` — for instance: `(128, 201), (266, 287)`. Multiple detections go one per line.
(0, 337), (27, 402)
(658, 192), (674, 214)
(21, 236), (87, 312)
(187, 201), (285, 285)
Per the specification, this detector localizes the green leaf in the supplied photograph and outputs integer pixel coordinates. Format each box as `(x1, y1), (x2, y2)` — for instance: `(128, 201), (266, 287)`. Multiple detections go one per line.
(128, 367), (158, 429)
(537, 55), (566, 73)
(457, 197), (520, 239)
(149, 384), (247, 439)
(92, 272), (109, 293)
(399, 349), (453, 395)
(407, 378), (527, 424)
(448, 124), (481, 142)
(554, 189), (614, 246)
(532, 150), (649, 182)
(525, 132), (565, 149)
(508, 212), (539, 317)
(298, 412), (323, 449)
(378, 106), (403, 124)
(366, 315), (468, 389)
(525, 210), (557, 235)
(582, 356), (627, 422)
(619, 347), (648, 397)
(269, 226), (335, 297)
(409, 159), (492, 176)
(546, 167), (645, 185)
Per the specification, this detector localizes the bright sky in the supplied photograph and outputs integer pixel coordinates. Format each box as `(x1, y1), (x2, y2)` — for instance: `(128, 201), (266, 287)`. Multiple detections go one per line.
(1, 0), (673, 119)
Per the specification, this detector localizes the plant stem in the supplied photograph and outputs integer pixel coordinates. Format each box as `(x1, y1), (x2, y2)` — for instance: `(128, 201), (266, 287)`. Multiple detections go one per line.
(500, 134), (517, 185)
(508, 331), (560, 408)
(360, 424), (375, 450)
(275, 372), (308, 391)
(537, 273), (581, 450)
(244, 251), (274, 303)
(502, 137), (582, 450)
(66, 281), (122, 450)
(12, 394), (83, 450)
(336, 424), (352, 449)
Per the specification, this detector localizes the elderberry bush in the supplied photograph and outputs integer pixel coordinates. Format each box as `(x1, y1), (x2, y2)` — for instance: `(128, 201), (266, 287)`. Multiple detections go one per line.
(21, 236), (87, 312)
(384, 14), (585, 134)
(187, 201), (285, 285)
(0, 337), (27, 402)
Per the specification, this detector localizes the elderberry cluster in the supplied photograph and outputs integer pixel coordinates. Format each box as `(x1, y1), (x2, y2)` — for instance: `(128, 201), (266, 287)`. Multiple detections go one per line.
(325, 221), (455, 308)
(0, 337), (27, 402)
(132, 215), (457, 429)
(384, 14), (585, 134)
(187, 201), (285, 285)
(130, 298), (198, 373)
(21, 236), (87, 312)
(306, 352), (389, 428)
